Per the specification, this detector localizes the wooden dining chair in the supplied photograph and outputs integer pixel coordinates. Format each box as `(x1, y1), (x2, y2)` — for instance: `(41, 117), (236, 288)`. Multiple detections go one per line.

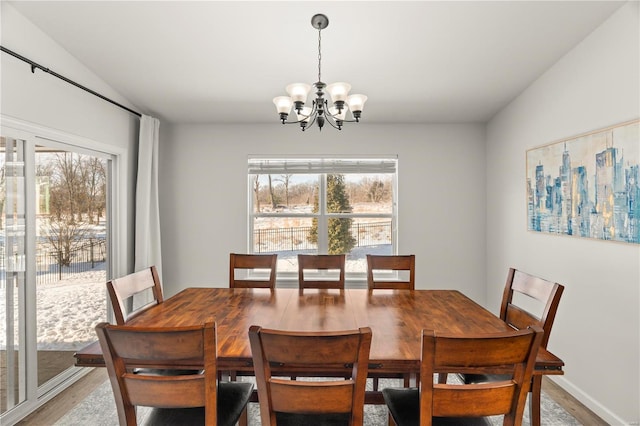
(107, 266), (163, 325)
(297, 254), (346, 289)
(95, 321), (253, 426)
(248, 325), (372, 426)
(227, 253), (277, 401)
(449, 268), (565, 426)
(107, 265), (206, 378)
(366, 254), (415, 391)
(383, 326), (544, 426)
(229, 253), (277, 289)
(367, 254), (415, 290)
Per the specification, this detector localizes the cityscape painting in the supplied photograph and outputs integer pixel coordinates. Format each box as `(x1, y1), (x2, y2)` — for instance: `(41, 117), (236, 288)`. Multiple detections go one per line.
(526, 119), (640, 244)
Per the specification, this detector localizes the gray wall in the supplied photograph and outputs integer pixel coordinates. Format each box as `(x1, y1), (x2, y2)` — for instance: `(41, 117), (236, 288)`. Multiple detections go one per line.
(485, 2), (639, 424)
(159, 123), (486, 299)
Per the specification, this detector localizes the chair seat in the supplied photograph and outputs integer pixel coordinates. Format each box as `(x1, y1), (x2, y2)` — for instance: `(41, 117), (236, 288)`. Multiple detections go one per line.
(218, 382), (254, 426)
(143, 407), (205, 426)
(461, 373), (511, 384)
(275, 412), (351, 426)
(382, 387), (493, 426)
(142, 382), (253, 426)
(134, 368), (203, 376)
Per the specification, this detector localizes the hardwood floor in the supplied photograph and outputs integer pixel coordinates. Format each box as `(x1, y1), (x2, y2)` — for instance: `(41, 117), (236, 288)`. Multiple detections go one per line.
(541, 377), (608, 426)
(17, 368), (107, 425)
(17, 372), (608, 425)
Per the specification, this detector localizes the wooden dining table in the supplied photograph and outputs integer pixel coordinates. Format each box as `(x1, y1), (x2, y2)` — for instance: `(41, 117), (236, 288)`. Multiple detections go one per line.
(75, 287), (564, 403)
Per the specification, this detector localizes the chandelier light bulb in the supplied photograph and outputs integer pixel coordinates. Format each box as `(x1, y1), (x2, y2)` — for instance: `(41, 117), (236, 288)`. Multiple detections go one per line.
(346, 94), (368, 113)
(273, 96), (293, 123)
(326, 82), (352, 103)
(273, 96), (293, 114)
(286, 83), (312, 103)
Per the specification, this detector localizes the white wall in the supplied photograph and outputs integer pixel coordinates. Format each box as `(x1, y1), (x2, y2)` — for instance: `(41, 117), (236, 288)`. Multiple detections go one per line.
(486, 2), (639, 424)
(159, 123), (486, 299)
(1, 3), (139, 274)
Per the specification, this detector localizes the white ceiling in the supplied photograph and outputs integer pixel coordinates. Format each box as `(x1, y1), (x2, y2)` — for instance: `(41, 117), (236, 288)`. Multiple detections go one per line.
(7, 1), (624, 124)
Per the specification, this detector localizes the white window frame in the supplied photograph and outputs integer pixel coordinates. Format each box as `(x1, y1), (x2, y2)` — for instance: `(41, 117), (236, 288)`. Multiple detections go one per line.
(248, 156), (398, 284)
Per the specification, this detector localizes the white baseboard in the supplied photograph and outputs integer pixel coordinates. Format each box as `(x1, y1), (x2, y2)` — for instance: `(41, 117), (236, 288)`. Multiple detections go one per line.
(548, 376), (634, 425)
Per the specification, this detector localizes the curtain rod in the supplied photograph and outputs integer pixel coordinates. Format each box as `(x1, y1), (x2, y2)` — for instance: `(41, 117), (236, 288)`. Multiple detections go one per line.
(1, 45), (142, 118)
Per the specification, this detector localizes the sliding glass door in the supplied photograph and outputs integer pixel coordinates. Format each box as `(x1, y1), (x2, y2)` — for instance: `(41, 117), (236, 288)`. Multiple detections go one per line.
(1, 137), (27, 414)
(1, 130), (113, 421)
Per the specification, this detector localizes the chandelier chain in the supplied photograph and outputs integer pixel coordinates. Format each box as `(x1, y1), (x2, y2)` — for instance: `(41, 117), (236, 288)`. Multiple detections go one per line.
(317, 27), (322, 83)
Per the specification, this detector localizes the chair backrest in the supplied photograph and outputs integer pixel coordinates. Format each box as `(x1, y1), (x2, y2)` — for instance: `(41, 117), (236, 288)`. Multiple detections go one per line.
(421, 326), (544, 426)
(95, 321), (218, 426)
(366, 254), (415, 290)
(248, 325), (372, 426)
(500, 268), (564, 348)
(107, 266), (163, 325)
(229, 253), (277, 289)
(297, 254), (346, 289)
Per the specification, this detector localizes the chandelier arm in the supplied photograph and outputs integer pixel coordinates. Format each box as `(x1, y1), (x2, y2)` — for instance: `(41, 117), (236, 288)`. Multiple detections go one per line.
(333, 118), (359, 123)
(281, 112), (316, 125)
(321, 111), (343, 131)
(279, 110), (358, 128)
(327, 109), (358, 123)
(279, 97), (320, 125)
(306, 113), (319, 129)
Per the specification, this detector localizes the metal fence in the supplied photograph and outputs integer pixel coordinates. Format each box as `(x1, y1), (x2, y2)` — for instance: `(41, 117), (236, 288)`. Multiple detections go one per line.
(254, 221), (392, 253)
(0, 239), (107, 287)
(35, 239), (107, 285)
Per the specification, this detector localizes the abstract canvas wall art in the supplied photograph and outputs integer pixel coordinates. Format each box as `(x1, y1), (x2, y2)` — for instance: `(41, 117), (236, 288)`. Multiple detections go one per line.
(526, 119), (640, 244)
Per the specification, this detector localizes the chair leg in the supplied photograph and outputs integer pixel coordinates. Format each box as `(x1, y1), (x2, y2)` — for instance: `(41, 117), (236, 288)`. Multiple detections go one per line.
(437, 373), (447, 384)
(373, 377), (380, 391)
(238, 405), (248, 426)
(530, 376), (542, 426)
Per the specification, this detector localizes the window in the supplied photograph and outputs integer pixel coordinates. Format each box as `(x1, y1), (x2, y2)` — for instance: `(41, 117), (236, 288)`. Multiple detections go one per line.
(248, 157), (397, 278)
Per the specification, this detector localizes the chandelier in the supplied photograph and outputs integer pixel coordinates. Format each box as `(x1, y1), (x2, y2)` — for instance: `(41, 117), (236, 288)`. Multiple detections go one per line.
(272, 14), (368, 131)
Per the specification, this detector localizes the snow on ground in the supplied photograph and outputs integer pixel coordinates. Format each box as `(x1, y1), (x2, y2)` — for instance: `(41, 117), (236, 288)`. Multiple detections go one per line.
(0, 264), (107, 350)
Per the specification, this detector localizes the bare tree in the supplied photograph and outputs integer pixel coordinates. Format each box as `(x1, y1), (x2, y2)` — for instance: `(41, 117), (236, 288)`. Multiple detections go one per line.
(368, 179), (386, 203)
(46, 217), (93, 268)
(51, 152), (82, 222)
(274, 174), (293, 206)
(80, 156), (106, 224)
(40, 152), (106, 272)
(268, 174), (278, 208)
(253, 175), (262, 212)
